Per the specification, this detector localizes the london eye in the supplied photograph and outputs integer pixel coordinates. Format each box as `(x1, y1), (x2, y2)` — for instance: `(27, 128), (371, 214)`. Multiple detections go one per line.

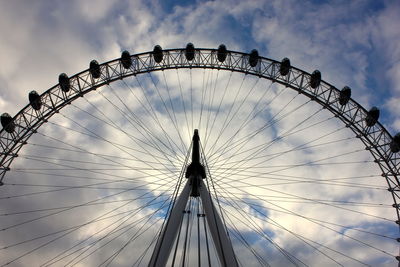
(0, 44), (399, 266)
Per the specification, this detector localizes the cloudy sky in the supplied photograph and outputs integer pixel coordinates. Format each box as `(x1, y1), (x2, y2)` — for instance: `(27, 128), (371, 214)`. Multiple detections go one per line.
(0, 0), (399, 266)
(1, 0), (400, 132)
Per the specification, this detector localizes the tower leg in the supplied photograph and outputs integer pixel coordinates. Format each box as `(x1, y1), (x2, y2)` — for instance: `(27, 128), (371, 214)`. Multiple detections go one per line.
(199, 179), (238, 267)
(149, 180), (191, 267)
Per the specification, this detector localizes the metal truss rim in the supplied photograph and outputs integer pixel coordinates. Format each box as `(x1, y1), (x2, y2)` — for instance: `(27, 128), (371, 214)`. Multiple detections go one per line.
(1, 47), (399, 223)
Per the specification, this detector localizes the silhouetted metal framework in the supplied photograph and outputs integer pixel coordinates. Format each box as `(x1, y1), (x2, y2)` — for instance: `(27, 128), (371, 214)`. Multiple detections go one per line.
(0, 46), (399, 233)
(149, 130), (238, 266)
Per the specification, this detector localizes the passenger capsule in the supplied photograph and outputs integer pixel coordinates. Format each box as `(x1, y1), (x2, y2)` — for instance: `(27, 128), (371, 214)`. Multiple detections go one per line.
(339, 86), (351, 105)
(279, 58), (290, 76)
(58, 73), (70, 92)
(365, 107), (380, 127)
(120, 50), (132, 69)
(390, 133), (400, 153)
(217, 44), (227, 63)
(1, 113), (15, 133)
(153, 45), (163, 63)
(89, 60), (101, 79)
(310, 70), (321, 89)
(185, 43), (195, 61)
(29, 90), (42, 110)
(249, 49), (259, 67)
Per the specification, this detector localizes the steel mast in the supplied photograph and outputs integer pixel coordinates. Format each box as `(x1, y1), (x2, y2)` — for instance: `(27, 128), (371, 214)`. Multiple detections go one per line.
(149, 130), (238, 266)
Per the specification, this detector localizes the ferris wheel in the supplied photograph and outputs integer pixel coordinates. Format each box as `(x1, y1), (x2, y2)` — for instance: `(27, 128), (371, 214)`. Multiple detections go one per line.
(0, 43), (399, 266)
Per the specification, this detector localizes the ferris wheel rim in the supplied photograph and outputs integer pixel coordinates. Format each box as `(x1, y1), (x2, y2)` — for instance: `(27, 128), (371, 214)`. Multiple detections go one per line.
(0, 45), (399, 230)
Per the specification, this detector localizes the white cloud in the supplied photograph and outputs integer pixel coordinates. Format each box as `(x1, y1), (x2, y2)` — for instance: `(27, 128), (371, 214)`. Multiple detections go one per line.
(72, 0), (120, 23)
(0, 0), (398, 266)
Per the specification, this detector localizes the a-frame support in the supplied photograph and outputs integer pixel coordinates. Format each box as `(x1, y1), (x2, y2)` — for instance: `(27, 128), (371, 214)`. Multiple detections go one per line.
(149, 130), (238, 266)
